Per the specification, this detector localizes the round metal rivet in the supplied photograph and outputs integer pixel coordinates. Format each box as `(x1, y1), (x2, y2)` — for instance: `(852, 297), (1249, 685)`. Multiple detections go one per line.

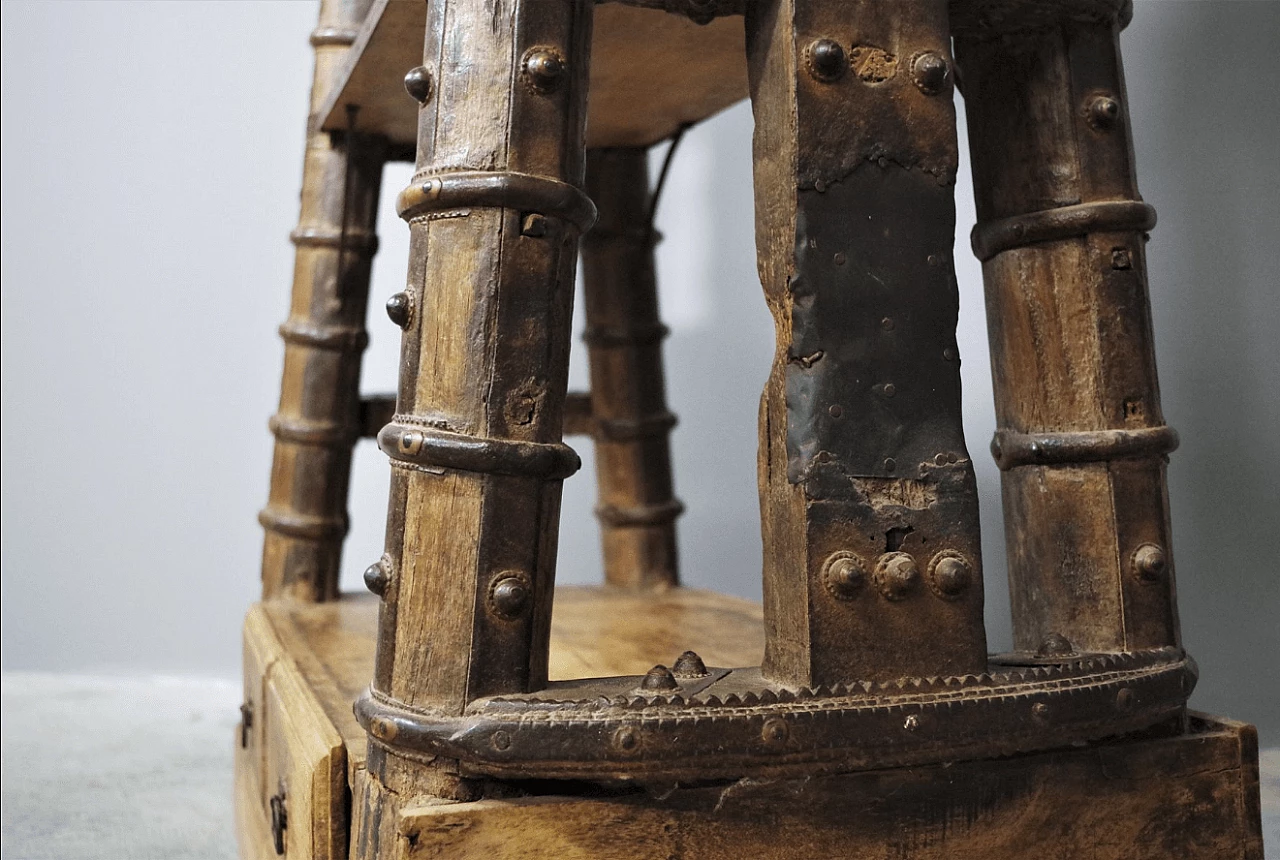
(833, 251), (847, 265)
(928, 551), (972, 598)
(903, 714), (920, 732)
(881, 317), (895, 331)
(488, 572), (531, 620)
(641, 665), (678, 691)
(403, 65), (433, 104)
(1031, 702), (1051, 724)
(1132, 543), (1166, 583)
(522, 47), (566, 93)
(806, 39), (847, 82)
(911, 51), (950, 95)
(363, 559), (390, 597)
(823, 551), (868, 601)
(882, 383), (896, 398)
(874, 552), (919, 601)
(491, 730), (512, 751)
(672, 650), (709, 679)
(386, 292), (413, 329)
(1088, 94), (1121, 129)
(762, 717), (790, 745)
(370, 716), (398, 741)
(1036, 632), (1075, 658)
(613, 725), (640, 753)
(883, 457), (897, 473)
(829, 403), (843, 418)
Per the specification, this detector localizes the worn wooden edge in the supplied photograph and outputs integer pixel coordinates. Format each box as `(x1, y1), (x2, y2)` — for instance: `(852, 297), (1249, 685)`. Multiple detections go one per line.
(240, 603), (351, 860)
(315, 0), (750, 152)
(387, 713), (1262, 860)
(240, 597), (1263, 859)
(234, 733), (277, 860)
(267, 657), (348, 860)
(248, 586), (767, 781)
(1191, 710), (1267, 860)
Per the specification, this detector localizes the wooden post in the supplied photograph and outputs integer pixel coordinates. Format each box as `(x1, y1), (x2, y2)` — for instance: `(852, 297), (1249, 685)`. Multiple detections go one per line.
(955, 3), (1181, 654)
(367, 0), (594, 719)
(746, 0), (988, 686)
(259, 0), (385, 602)
(580, 148), (682, 590)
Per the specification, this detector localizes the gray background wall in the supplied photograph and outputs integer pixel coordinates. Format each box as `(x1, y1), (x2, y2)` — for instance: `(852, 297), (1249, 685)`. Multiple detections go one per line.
(2, 1), (1276, 744)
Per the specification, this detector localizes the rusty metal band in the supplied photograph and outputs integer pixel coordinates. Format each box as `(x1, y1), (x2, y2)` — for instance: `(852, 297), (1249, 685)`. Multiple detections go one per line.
(593, 411), (678, 443)
(396, 171), (597, 232)
(277, 320), (369, 352)
(991, 425), (1179, 471)
(971, 201), (1156, 262)
(595, 499), (685, 528)
(582, 322), (670, 348)
(289, 227), (379, 254)
(268, 414), (358, 447)
(309, 27), (358, 47)
(355, 647), (1193, 783)
(258, 506), (349, 541)
(378, 421), (581, 480)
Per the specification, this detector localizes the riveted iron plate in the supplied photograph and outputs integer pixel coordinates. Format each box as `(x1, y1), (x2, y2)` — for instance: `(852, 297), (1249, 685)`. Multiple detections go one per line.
(786, 168), (967, 483)
(356, 648), (1194, 782)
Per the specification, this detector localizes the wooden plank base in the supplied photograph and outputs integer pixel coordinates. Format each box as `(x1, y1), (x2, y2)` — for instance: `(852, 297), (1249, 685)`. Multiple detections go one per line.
(236, 587), (1263, 859)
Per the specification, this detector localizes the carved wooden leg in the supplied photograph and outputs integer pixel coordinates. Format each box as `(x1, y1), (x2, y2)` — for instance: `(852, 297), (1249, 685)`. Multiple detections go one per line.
(354, 0), (594, 845)
(746, 0), (987, 686)
(259, 0), (385, 601)
(955, 3), (1181, 654)
(580, 147), (682, 590)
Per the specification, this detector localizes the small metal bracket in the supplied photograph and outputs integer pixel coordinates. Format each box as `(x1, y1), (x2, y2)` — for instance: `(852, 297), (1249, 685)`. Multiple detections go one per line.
(238, 701), (253, 749)
(269, 784), (288, 856)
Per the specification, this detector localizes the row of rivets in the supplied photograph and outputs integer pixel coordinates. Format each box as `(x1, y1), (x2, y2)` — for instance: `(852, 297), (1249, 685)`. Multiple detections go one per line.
(823, 550), (974, 601)
(405, 48), (571, 104)
(805, 38), (950, 96)
(636, 650), (710, 693)
(487, 684), (1142, 755)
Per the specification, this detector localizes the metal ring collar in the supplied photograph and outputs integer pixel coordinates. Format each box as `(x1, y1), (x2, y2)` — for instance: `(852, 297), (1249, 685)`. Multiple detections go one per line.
(397, 171), (597, 233)
(991, 425), (1179, 471)
(972, 200), (1156, 262)
(378, 421), (581, 480)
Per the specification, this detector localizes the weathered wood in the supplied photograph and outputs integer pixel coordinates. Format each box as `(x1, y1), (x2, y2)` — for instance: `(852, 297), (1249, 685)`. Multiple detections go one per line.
(238, 587), (765, 859)
(580, 148), (682, 589)
(370, 0), (594, 717)
(318, 0), (748, 152)
(745, 0), (987, 686)
(240, 2), (1264, 858)
(238, 605), (348, 860)
(388, 715), (1262, 860)
(259, 0), (386, 601)
(956, 4), (1180, 654)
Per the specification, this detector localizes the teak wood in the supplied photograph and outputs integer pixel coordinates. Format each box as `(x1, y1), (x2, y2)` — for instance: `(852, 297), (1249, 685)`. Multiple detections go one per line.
(240, 0), (1265, 857)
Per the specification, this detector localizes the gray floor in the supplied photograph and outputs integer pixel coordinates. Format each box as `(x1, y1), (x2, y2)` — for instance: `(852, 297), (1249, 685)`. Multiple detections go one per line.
(1, 672), (1276, 859)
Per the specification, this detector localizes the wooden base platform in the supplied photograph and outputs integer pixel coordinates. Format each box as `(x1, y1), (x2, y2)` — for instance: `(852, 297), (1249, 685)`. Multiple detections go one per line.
(236, 587), (1263, 860)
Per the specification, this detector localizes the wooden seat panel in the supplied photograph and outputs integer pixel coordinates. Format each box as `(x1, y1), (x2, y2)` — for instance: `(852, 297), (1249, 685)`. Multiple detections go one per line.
(317, 0), (749, 150)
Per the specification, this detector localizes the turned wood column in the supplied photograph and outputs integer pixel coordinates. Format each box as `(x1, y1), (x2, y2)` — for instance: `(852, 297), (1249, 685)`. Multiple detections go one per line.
(955, 2), (1180, 655)
(259, 0), (385, 601)
(367, 0), (594, 717)
(579, 148), (682, 590)
(747, 0), (987, 686)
